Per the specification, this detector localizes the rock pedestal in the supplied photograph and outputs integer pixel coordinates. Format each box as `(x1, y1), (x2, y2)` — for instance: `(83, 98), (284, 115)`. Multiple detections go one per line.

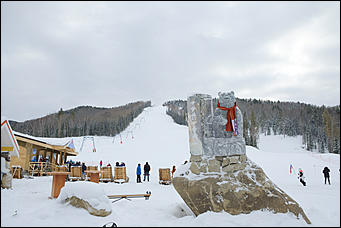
(173, 91), (311, 224)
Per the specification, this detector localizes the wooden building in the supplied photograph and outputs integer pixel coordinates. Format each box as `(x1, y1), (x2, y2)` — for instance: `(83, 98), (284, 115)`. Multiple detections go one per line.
(9, 132), (78, 175)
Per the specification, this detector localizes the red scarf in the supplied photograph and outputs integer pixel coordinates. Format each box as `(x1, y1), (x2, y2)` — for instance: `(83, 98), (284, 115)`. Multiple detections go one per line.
(217, 101), (238, 136)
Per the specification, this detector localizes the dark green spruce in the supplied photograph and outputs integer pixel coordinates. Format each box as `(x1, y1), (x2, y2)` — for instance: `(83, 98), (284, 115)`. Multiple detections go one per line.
(163, 98), (340, 154)
(10, 101), (151, 138)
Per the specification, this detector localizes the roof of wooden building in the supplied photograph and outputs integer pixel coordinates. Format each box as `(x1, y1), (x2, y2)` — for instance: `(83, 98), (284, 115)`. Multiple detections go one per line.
(13, 131), (78, 156)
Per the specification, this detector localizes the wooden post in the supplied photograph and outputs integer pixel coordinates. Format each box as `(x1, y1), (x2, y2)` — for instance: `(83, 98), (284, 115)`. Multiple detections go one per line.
(48, 172), (71, 198)
(59, 152), (63, 165)
(64, 153), (67, 164)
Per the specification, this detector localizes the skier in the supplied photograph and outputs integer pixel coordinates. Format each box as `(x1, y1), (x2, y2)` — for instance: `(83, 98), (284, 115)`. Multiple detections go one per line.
(322, 166), (331, 185)
(136, 163), (142, 183)
(298, 169), (306, 186)
(143, 162), (151, 182)
(100, 160), (103, 168)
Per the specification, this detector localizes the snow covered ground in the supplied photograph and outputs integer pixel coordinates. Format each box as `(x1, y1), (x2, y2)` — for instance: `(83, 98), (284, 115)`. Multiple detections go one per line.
(1, 105), (340, 227)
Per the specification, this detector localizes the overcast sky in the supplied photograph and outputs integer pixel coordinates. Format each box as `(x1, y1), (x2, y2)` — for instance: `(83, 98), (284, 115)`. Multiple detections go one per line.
(1, 1), (340, 122)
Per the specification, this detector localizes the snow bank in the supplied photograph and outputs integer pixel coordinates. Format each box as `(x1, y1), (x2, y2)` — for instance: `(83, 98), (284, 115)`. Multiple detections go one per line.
(58, 182), (112, 212)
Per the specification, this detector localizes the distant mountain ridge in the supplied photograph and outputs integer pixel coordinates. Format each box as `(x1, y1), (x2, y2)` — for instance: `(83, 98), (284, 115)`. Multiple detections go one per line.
(10, 101), (151, 138)
(163, 98), (340, 154)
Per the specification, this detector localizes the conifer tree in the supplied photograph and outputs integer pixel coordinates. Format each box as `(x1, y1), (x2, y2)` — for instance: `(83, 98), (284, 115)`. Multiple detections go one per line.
(243, 112), (250, 145)
(250, 111), (259, 148)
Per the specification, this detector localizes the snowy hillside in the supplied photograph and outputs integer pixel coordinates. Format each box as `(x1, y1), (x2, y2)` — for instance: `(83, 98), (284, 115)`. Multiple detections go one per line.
(1, 105), (340, 227)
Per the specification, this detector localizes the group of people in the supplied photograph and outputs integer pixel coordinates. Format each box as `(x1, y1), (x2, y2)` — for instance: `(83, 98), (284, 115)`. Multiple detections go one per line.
(115, 162), (125, 167)
(136, 162), (151, 183)
(135, 163), (176, 183)
(99, 160), (121, 168)
(297, 166), (332, 186)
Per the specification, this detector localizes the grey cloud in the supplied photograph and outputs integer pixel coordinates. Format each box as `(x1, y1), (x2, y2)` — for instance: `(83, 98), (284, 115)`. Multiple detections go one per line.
(1, 1), (340, 121)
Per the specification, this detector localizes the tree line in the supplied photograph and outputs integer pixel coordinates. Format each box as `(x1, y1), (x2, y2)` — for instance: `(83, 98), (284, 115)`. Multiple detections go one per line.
(163, 98), (340, 154)
(10, 101), (151, 138)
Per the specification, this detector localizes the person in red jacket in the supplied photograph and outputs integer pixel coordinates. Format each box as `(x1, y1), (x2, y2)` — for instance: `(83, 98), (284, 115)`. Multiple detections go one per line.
(171, 165), (176, 178)
(298, 169), (306, 186)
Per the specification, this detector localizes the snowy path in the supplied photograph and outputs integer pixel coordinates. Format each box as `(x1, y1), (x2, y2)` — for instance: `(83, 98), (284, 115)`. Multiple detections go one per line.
(1, 105), (340, 227)
(72, 105), (190, 182)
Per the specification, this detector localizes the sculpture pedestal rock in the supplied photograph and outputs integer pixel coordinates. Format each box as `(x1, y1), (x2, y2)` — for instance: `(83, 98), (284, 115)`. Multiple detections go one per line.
(173, 92), (311, 224)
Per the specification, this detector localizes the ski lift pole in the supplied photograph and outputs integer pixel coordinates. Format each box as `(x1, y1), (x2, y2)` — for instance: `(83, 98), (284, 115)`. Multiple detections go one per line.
(80, 137), (86, 152)
(92, 137), (96, 152)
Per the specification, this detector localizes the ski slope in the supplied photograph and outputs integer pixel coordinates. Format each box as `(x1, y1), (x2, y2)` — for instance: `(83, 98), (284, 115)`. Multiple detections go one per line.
(1, 105), (340, 227)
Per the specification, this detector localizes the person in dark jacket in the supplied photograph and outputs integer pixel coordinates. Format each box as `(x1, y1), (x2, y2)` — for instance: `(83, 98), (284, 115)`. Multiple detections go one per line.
(298, 169), (306, 186)
(68, 161), (72, 172)
(136, 163), (142, 183)
(81, 163), (86, 176)
(322, 166), (330, 185)
(143, 162), (151, 182)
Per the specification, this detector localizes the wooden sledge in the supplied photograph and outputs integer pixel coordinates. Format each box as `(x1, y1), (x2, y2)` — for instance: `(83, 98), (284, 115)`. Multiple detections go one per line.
(100, 166), (113, 182)
(69, 166), (83, 181)
(159, 168), (171, 185)
(113, 166), (129, 183)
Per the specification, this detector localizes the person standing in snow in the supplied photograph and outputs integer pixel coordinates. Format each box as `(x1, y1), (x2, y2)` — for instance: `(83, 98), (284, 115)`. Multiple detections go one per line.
(171, 165), (176, 178)
(298, 169), (306, 186)
(100, 160), (103, 168)
(136, 163), (142, 183)
(68, 161), (72, 172)
(81, 162), (86, 176)
(322, 166), (331, 185)
(143, 162), (151, 182)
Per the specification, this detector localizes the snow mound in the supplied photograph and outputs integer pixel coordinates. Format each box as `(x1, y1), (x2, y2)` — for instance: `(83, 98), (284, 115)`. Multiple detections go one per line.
(57, 181), (112, 212)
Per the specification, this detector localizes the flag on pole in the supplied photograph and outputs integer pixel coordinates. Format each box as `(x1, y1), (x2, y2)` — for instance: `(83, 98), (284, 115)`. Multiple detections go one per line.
(290, 164), (293, 174)
(66, 139), (75, 150)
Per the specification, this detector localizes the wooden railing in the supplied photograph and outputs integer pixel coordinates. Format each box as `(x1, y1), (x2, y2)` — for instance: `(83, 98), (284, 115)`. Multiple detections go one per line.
(29, 162), (58, 176)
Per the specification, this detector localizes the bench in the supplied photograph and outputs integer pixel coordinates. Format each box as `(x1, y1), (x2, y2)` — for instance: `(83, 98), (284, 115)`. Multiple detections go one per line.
(107, 192), (151, 203)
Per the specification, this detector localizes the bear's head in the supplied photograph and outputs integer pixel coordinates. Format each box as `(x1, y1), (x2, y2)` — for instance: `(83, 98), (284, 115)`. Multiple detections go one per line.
(218, 91), (235, 108)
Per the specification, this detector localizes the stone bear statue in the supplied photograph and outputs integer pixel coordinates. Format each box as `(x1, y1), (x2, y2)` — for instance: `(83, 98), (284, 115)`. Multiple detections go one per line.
(187, 91), (246, 157)
(205, 91), (243, 139)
